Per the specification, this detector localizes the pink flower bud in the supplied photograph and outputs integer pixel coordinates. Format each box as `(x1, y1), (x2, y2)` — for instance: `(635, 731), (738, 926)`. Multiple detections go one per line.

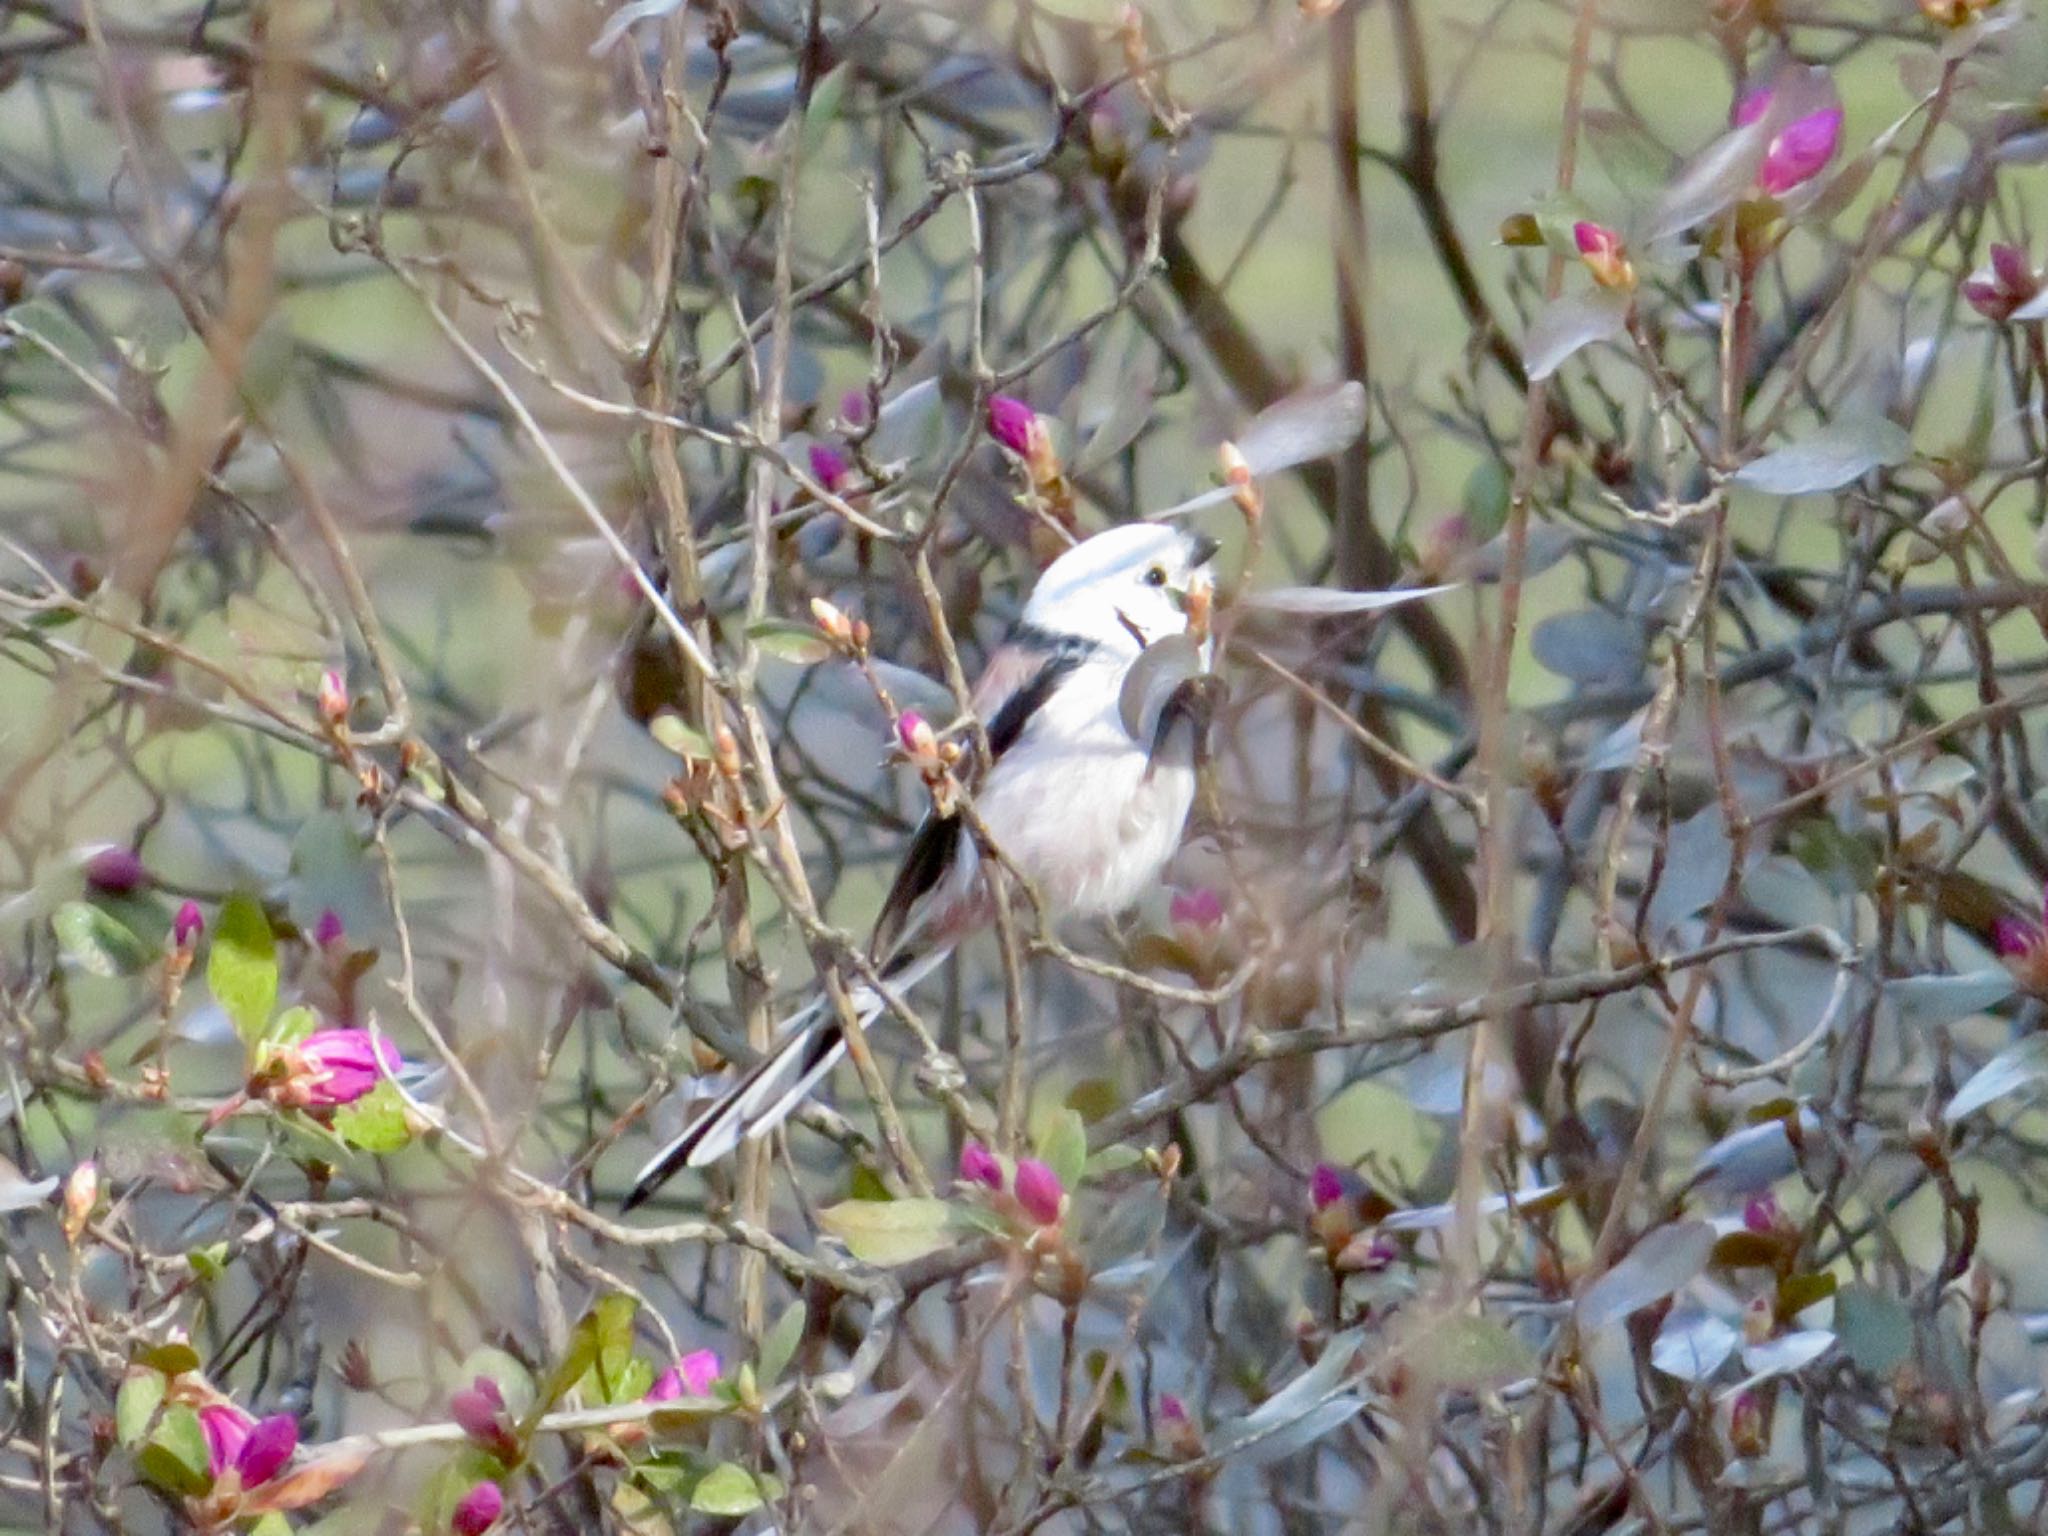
(173, 900), (204, 950)
(1994, 915), (2042, 959)
(895, 711), (937, 761)
(1308, 1162), (1349, 1212)
(1742, 1192), (1782, 1234)
(1759, 105), (1842, 196)
(986, 395), (1037, 458)
(1992, 242), (2034, 295)
(451, 1375), (516, 1459)
(453, 1481), (505, 1536)
(235, 1414), (298, 1486)
(838, 388), (871, 428)
(1964, 244), (2040, 322)
(317, 668), (349, 728)
(1012, 1157), (1065, 1227)
(1169, 887), (1225, 933)
(313, 908), (346, 949)
(1158, 1392), (1188, 1424)
(200, 1402), (255, 1479)
(648, 1348), (721, 1400)
(959, 1140), (1004, 1189)
(1573, 221), (1634, 289)
(808, 442), (852, 493)
(1733, 85), (1772, 127)
(294, 1029), (400, 1106)
(84, 846), (146, 894)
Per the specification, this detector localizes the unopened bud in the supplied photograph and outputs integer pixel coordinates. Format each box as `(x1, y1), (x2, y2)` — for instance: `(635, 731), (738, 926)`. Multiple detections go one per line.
(810, 596), (857, 648)
(713, 726), (742, 777)
(1218, 443), (1262, 524)
(1729, 1389), (1770, 1458)
(1573, 221), (1635, 291)
(61, 1160), (98, 1245)
(895, 711), (938, 762)
(316, 668), (349, 730)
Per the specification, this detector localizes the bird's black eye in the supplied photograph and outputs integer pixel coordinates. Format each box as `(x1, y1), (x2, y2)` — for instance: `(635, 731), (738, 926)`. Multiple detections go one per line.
(1143, 565), (1168, 588)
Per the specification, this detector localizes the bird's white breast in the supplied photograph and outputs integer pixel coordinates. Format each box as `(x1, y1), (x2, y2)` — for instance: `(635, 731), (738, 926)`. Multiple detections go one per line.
(969, 651), (1197, 917)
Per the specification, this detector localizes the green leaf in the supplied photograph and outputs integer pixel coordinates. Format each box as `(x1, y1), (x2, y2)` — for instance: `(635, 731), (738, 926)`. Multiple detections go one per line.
(745, 619), (833, 665)
(333, 1081), (410, 1154)
(249, 1515), (295, 1536)
(1788, 818), (1878, 896)
(1734, 415), (1912, 497)
(186, 1243), (230, 1281)
(53, 901), (153, 977)
(1461, 458), (1512, 544)
(1413, 1315), (1535, 1391)
(115, 1369), (167, 1447)
(649, 712), (711, 759)
(135, 1341), (201, 1378)
(1834, 1285), (1911, 1376)
(138, 1405), (213, 1497)
(266, 1004), (319, 1048)
(208, 893), (279, 1043)
(610, 1356), (656, 1405)
(588, 1293), (640, 1401)
(542, 1294), (638, 1416)
(817, 1197), (956, 1266)
(1036, 1107), (1088, 1194)
(758, 1300), (806, 1390)
(690, 1461), (766, 1516)
(1085, 1144), (1144, 1178)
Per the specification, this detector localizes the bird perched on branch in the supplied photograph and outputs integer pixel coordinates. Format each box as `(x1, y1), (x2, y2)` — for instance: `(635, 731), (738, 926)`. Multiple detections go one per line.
(625, 522), (1220, 1207)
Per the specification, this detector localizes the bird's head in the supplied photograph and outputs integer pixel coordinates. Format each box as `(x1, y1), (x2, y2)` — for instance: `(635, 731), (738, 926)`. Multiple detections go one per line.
(1022, 523), (1220, 653)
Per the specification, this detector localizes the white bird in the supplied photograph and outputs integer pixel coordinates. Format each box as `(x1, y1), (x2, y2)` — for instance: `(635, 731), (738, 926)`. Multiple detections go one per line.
(624, 522), (1220, 1207)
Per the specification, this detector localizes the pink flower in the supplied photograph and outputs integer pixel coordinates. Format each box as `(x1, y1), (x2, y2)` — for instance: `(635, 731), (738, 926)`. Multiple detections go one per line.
(294, 1029), (399, 1106)
(1158, 1392), (1188, 1424)
(84, 846), (146, 894)
(235, 1415), (298, 1486)
(451, 1375), (517, 1460)
(808, 442), (852, 493)
(313, 909), (346, 949)
(1963, 243), (2041, 322)
(173, 900), (204, 950)
(1012, 1157), (1065, 1227)
(1742, 1192), (1784, 1234)
(452, 1481), (505, 1536)
(1308, 1162), (1350, 1212)
(200, 1404), (297, 1487)
(647, 1348), (721, 1401)
(1169, 887), (1225, 933)
(959, 1140), (1004, 1190)
(199, 1403), (253, 1478)
(1739, 91), (1842, 196)
(1994, 894), (2048, 995)
(986, 395), (1037, 458)
(838, 388), (871, 428)
(1572, 221), (1634, 289)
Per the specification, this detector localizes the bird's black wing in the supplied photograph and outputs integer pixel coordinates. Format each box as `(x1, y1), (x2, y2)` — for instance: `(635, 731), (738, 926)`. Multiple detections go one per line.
(867, 639), (1090, 962)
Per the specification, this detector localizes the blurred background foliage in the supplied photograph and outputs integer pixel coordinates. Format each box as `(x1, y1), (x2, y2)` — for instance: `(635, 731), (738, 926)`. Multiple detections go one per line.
(10, 0), (2048, 1531)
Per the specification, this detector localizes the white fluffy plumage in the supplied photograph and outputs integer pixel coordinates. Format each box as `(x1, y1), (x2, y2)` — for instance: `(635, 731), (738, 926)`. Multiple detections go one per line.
(624, 523), (1218, 1205)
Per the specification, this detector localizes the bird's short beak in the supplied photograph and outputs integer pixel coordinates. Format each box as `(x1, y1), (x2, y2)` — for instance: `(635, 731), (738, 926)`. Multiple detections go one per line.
(1188, 532), (1221, 567)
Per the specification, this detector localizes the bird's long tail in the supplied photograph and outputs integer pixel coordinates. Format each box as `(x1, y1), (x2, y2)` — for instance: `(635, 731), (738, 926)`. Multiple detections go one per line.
(623, 947), (950, 1208)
